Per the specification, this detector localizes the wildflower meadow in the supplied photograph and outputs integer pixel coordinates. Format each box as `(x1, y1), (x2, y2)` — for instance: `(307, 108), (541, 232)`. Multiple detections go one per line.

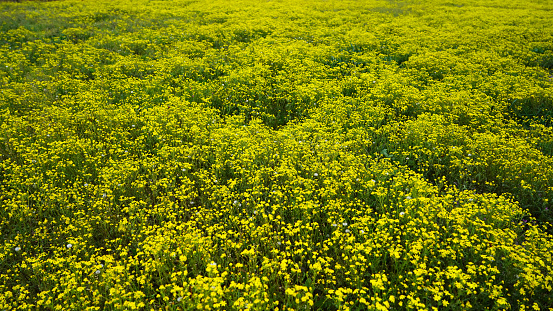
(1, 0), (552, 310)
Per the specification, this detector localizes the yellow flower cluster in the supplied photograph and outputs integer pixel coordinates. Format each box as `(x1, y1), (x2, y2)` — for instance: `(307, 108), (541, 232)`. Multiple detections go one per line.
(1, 0), (552, 310)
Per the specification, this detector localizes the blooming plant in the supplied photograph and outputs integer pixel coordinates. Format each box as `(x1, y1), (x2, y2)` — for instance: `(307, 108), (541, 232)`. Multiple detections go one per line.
(1, 0), (552, 310)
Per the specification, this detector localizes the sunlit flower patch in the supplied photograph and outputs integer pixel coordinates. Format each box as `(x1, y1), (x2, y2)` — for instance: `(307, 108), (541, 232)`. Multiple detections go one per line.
(1, 0), (552, 310)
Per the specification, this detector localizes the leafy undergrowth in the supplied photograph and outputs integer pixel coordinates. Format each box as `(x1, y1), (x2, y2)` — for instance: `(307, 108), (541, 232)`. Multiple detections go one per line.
(1, 0), (552, 310)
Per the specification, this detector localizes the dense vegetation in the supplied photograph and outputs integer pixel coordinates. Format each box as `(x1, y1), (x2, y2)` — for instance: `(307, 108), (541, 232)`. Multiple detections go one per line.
(1, 0), (552, 310)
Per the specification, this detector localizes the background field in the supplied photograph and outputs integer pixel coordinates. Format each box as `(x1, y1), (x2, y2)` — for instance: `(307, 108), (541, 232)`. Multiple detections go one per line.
(1, 0), (553, 310)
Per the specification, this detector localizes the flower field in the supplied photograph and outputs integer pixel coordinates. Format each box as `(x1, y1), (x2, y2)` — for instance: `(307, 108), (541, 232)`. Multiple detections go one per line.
(1, 0), (553, 309)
